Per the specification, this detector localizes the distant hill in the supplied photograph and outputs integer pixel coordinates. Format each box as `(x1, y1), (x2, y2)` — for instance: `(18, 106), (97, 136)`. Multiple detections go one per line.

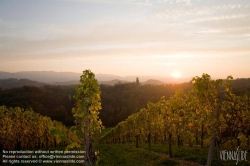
(0, 71), (191, 83)
(1, 71), (248, 87)
(0, 71), (81, 83)
(0, 78), (164, 89)
(99, 79), (130, 85)
(0, 71), (129, 83)
(230, 78), (250, 96)
(53, 80), (80, 85)
(231, 78), (250, 87)
(0, 78), (47, 89)
(142, 79), (165, 85)
(53, 79), (131, 86)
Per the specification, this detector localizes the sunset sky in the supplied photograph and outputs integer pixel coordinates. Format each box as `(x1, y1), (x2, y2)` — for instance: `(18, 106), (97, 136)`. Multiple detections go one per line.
(0, 0), (250, 79)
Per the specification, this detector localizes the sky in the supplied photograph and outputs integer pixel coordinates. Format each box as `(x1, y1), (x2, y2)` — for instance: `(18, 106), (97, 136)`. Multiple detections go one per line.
(0, 0), (250, 79)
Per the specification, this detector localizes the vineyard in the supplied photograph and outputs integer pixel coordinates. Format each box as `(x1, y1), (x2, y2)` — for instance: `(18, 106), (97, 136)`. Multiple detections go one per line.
(1, 72), (250, 165)
(0, 106), (79, 151)
(99, 74), (250, 165)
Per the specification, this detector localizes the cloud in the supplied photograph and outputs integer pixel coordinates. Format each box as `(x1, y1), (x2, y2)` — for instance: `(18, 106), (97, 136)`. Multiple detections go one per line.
(1, 0), (250, 65)
(176, 0), (191, 6)
(153, 2), (250, 37)
(155, 4), (249, 19)
(1, 31), (249, 62)
(1, 11), (250, 62)
(55, 0), (152, 6)
(157, 0), (192, 5)
(197, 30), (222, 34)
(188, 14), (250, 23)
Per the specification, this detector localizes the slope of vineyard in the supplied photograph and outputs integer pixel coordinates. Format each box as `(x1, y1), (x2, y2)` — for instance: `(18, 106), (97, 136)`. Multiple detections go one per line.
(99, 74), (250, 165)
(0, 106), (80, 151)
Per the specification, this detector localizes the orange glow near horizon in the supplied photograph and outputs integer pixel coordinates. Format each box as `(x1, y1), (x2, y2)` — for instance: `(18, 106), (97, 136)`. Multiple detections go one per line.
(171, 71), (182, 78)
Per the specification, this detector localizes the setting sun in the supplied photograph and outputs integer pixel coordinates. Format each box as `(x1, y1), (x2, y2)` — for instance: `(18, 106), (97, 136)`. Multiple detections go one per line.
(171, 71), (182, 78)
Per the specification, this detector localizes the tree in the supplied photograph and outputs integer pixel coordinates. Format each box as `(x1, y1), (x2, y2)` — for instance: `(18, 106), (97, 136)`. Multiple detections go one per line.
(71, 70), (102, 166)
(136, 77), (140, 85)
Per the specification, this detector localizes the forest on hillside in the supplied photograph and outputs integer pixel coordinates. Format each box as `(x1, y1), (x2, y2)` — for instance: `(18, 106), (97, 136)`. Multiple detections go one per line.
(0, 78), (250, 127)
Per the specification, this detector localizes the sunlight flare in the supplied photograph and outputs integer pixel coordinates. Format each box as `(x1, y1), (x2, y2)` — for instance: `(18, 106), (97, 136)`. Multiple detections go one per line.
(171, 71), (182, 78)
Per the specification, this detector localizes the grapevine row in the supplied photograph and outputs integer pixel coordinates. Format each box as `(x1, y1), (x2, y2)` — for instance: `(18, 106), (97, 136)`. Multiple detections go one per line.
(0, 106), (80, 151)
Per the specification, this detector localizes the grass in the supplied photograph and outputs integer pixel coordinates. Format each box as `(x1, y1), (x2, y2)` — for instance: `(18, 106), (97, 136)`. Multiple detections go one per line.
(96, 142), (250, 166)
(129, 143), (250, 166)
(140, 144), (209, 165)
(96, 144), (178, 166)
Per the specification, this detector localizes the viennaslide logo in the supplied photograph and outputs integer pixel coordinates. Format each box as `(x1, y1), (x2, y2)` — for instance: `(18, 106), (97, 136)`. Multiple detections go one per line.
(220, 146), (248, 165)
